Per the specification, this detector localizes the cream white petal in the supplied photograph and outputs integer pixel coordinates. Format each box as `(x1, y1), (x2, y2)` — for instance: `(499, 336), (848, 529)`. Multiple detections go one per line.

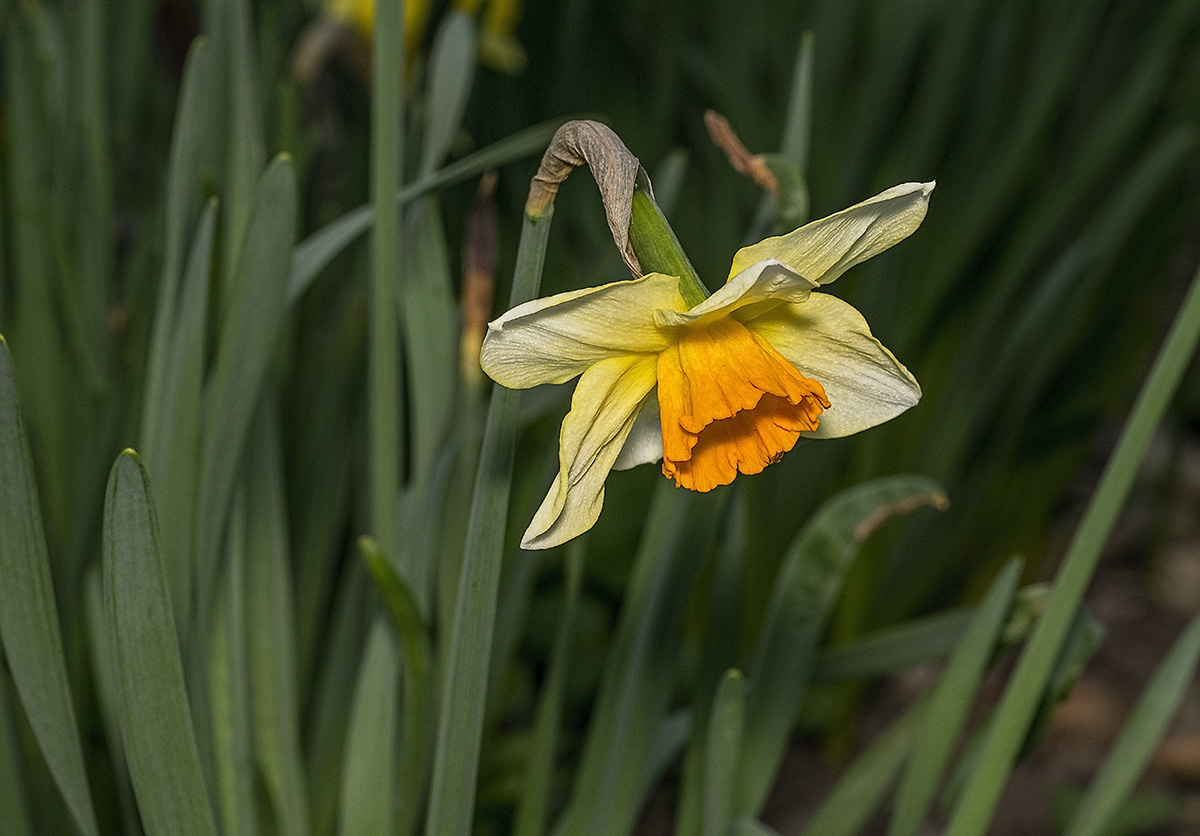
(481, 273), (685, 389)
(729, 182), (934, 285)
(612, 390), (663, 470)
(748, 292), (920, 439)
(522, 354), (659, 549)
(652, 259), (817, 329)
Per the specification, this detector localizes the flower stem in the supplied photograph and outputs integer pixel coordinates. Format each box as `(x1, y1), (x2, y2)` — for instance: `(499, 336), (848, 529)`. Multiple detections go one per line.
(628, 188), (709, 307)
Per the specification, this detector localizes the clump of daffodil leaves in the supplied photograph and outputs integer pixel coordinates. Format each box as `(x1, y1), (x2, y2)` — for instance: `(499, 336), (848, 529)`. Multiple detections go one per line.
(482, 178), (935, 550)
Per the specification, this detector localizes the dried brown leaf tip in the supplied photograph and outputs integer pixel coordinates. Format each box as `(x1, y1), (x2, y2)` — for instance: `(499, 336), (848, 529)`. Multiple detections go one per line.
(704, 110), (779, 196)
(462, 171), (499, 385)
(527, 120), (646, 276)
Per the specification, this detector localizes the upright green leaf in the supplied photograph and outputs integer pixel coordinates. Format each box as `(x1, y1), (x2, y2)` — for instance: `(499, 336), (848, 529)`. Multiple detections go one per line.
(367, 0), (407, 562)
(0, 336), (98, 836)
(146, 200), (216, 637)
(209, 501), (256, 836)
(423, 209), (552, 836)
(196, 155), (297, 628)
(246, 415), (311, 836)
(216, 0), (267, 290)
(340, 622), (399, 836)
(403, 198), (458, 487)
(703, 671), (745, 836)
(142, 39), (214, 459)
(420, 11), (477, 176)
(103, 451), (217, 836)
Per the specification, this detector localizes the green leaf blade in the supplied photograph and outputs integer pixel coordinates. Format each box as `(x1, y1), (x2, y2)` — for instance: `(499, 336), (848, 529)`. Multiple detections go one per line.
(887, 558), (1022, 836)
(0, 336), (99, 836)
(103, 450), (217, 836)
(1064, 614), (1200, 836)
(737, 475), (947, 816)
(196, 154), (297, 623)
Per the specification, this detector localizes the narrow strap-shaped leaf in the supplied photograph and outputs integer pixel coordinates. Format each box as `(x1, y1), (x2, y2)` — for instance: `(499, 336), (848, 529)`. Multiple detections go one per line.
(196, 155), (297, 630)
(1063, 613), (1200, 836)
(209, 500), (256, 836)
(736, 475), (947, 816)
(246, 414), (312, 836)
(141, 39), (213, 456)
(103, 450), (217, 836)
(674, 492), (747, 836)
(402, 198), (458, 488)
(305, 567), (373, 836)
(216, 0), (267, 290)
(0, 336), (99, 836)
(83, 568), (140, 831)
(146, 200), (216, 638)
(340, 621), (399, 836)
(814, 607), (972, 683)
(366, 0), (406, 561)
(419, 11), (477, 176)
(945, 258), (1200, 835)
(703, 671), (746, 836)
(423, 209), (552, 836)
(887, 559), (1021, 836)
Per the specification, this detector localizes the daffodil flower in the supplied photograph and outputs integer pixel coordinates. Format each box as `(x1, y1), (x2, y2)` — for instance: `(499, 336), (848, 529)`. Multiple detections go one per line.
(481, 182), (934, 549)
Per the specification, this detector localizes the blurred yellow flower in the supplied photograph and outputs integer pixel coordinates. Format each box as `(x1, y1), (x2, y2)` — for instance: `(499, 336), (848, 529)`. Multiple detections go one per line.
(481, 182), (934, 549)
(323, 0), (524, 72)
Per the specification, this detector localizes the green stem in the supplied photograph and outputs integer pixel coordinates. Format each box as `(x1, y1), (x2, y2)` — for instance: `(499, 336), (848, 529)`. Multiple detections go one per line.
(628, 188), (708, 306)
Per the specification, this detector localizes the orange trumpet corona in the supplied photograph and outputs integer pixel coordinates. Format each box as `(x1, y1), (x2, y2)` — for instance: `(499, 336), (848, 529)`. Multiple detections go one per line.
(656, 318), (830, 492)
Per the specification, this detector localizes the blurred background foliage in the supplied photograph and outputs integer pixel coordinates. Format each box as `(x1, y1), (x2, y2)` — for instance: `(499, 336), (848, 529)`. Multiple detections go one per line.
(2, 0), (1200, 834)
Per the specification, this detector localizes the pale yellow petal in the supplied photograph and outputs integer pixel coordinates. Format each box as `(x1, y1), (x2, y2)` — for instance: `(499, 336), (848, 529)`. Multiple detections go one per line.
(612, 389), (662, 470)
(652, 259), (816, 329)
(747, 293), (920, 438)
(522, 355), (659, 549)
(480, 273), (685, 389)
(729, 182), (934, 284)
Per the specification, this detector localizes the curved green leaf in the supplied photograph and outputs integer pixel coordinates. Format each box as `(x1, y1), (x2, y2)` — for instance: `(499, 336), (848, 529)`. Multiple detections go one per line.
(736, 475), (947, 816)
